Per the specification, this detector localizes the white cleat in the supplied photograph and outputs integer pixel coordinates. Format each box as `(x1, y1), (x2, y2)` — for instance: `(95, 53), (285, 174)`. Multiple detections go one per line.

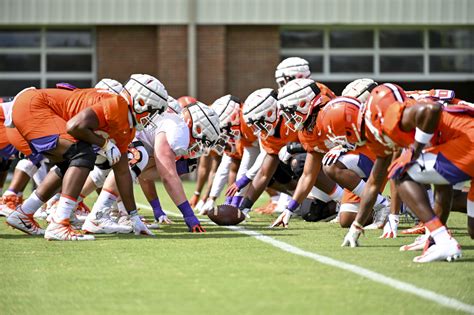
(6, 208), (44, 235)
(33, 206), (49, 220)
(82, 213), (132, 234)
(400, 234), (430, 251)
(45, 219), (95, 241)
(0, 195), (22, 217)
(413, 240), (462, 263)
(365, 203), (390, 230)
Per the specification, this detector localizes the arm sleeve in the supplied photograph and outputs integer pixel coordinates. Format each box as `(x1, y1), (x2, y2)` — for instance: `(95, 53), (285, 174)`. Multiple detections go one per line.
(209, 154), (233, 198)
(245, 149), (267, 180)
(236, 145), (260, 179)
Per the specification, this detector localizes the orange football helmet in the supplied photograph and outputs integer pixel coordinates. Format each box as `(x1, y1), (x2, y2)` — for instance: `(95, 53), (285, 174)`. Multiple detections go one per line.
(316, 97), (364, 150)
(363, 83), (408, 149)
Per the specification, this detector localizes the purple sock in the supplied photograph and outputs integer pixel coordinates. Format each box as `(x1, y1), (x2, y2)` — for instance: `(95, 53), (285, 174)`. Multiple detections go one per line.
(231, 196), (243, 207)
(225, 196), (232, 204)
(150, 198), (165, 220)
(178, 201), (195, 218)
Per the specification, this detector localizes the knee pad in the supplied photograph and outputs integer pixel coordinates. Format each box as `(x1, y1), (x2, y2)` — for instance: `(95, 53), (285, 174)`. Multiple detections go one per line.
(63, 141), (95, 170)
(128, 141), (149, 180)
(15, 158), (38, 178)
(53, 160), (70, 178)
(95, 154), (111, 170)
(33, 161), (48, 186)
(89, 166), (111, 188)
(0, 158), (12, 172)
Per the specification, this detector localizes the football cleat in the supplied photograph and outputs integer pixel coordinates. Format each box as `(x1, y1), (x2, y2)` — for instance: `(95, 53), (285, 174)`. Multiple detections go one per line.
(413, 239), (462, 263)
(82, 212), (132, 234)
(401, 222), (425, 235)
(0, 195), (22, 217)
(399, 234), (430, 251)
(365, 203), (390, 230)
(33, 205), (49, 220)
(6, 207), (44, 235)
(45, 218), (95, 241)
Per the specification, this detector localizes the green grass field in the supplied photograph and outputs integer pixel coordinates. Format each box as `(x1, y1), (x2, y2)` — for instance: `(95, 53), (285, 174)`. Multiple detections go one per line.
(0, 181), (473, 315)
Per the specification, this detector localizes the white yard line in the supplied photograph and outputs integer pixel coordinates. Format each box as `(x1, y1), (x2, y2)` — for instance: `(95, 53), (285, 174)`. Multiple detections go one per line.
(138, 203), (474, 314)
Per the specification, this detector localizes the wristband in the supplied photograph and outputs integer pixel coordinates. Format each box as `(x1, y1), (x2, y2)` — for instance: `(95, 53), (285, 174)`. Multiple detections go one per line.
(194, 191), (201, 196)
(287, 199), (300, 212)
(150, 198), (166, 220)
(129, 209), (138, 216)
(235, 175), (252, 189)
(414, 127), (433, 144)
(239, 197), (254, 211)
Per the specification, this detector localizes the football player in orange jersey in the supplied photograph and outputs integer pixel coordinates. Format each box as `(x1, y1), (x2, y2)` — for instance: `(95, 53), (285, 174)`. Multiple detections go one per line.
(6, 74), (168, 240)
(340, 83), (468, 262)
(83, 101), (220, 233)
(270, 79), (390, 228)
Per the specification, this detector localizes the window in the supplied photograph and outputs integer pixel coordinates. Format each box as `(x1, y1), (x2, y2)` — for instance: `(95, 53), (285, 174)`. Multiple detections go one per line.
(0, 28), (95, 97)
(330, 30), (373, 48)
(280, 27), (474, 81)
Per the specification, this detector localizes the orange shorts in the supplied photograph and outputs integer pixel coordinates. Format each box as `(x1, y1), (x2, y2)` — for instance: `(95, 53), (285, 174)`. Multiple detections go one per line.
(342, 189), (361, 204)
(12, 89), (74, 153)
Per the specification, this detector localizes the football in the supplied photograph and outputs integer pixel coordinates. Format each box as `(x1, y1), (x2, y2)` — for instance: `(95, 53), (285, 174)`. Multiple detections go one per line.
(207, 204), (246, 226)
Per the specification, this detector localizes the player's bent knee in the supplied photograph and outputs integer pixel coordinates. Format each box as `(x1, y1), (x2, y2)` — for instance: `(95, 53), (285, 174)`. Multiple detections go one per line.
(63, 141), (95, 170)
(15, 158), (38, 178)
(53, 161), (70, 178)
(339, 204), (358, 228)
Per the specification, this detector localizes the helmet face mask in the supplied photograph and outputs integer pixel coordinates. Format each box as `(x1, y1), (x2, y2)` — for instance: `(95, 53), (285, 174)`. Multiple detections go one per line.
(277, 78), (320, 131)
(242, 88), (279, 141)
(183, 102), (221, 157)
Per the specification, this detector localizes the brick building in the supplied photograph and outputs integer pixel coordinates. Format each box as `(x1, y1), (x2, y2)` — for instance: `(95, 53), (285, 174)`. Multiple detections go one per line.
(0, 0), (473, 102)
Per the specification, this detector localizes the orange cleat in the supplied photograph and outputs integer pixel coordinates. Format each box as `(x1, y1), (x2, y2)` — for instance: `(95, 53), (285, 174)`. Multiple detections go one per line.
(400, 222), (425, 235)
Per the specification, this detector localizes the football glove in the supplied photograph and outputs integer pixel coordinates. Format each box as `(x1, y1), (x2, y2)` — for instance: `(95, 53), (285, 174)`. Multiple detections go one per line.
(130, 212), (154, 236)
(100, 139), (121, 166)
(270, 209), (293, 228)
(380, 214), (399, 239)
(341, 222), (363, 247)
(322, 145), (347, 166)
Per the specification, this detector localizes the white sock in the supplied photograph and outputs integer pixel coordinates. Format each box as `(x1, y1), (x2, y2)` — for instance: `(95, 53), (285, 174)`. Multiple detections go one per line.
(53, 195), (77, 222)
(329, 185), (344, 202)
(22, 191), (44, 214)
(431, 226), (452, 245)
(91, 189), (118, 217)
(351, 180), (365, 196)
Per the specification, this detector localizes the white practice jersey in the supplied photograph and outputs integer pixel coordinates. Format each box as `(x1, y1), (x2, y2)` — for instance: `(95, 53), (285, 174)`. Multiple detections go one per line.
(136, 112), (190, 157)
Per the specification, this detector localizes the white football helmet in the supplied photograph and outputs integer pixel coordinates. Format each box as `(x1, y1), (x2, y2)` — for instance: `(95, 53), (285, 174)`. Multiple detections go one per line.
(182, 102), (221, 157)
(95, 78), (123, 94)
(342, 78), (378, 104)
(124, 74), (169, 130)
(242, 88), (279, 140)
(212, 95), (241, 154)
(167, 96), (182, 114)
(275, 57), (311, 88)
(277, 78), (321, 131)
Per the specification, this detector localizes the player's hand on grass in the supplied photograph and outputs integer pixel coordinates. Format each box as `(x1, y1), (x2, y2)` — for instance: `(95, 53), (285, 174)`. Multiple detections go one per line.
(270, 209), (292, 228)
(157, 214), (174, 225)
(100, 139), (121, 165)
(199, 198), (215, 215)
(341, 222), (363, 247)
(380, 214), (399, 239)
(184, 215), (206, 233)
(130, 212), (154, 236)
